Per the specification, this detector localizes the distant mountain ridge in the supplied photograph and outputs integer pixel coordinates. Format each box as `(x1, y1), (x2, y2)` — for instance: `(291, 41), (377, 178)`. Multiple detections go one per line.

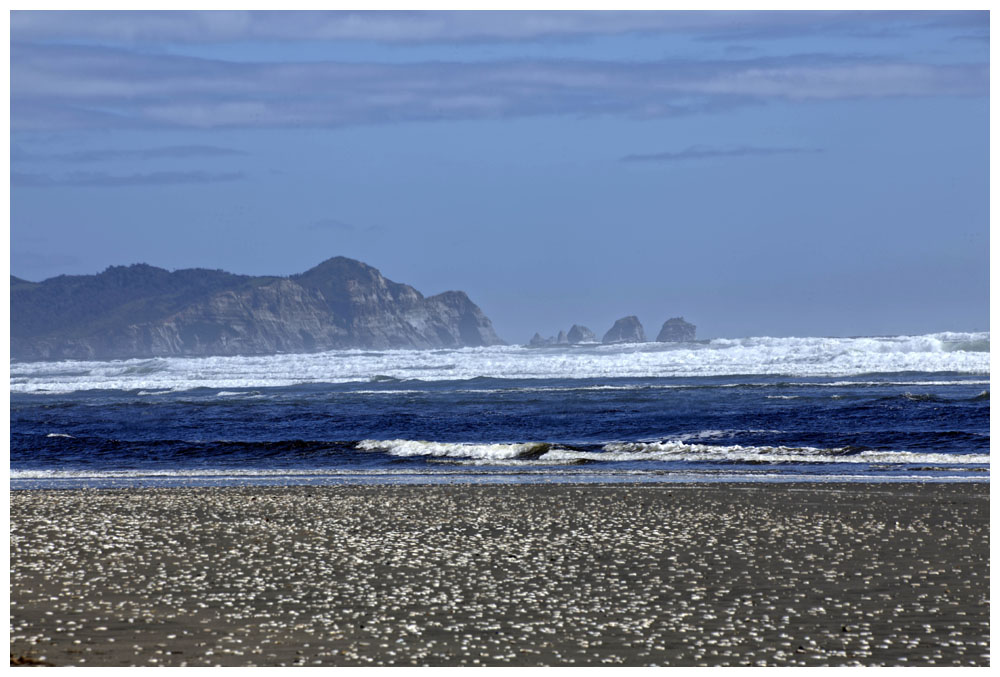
(11, 257), (504, 361)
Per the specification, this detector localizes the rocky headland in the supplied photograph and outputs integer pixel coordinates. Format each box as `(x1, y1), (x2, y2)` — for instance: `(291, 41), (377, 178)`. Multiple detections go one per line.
(11, 257), (504, 361)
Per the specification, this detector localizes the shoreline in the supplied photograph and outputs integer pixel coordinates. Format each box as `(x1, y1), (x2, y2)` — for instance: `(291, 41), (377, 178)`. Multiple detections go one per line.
(10, 474), (991, 491)
(11, 482), (990, 666)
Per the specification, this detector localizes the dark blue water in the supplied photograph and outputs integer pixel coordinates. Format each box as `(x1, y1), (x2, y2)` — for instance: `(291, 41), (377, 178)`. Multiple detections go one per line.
(11, 373), (989, 488)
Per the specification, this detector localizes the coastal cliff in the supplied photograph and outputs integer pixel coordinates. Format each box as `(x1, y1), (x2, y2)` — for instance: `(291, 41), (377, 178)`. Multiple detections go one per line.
(11, 257), (504, 360)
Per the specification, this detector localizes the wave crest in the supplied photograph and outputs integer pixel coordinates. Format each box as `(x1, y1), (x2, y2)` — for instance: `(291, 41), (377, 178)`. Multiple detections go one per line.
(356, 439), (552, 460)
(595, 441), (989, 465)
(354, 438), (987, 466)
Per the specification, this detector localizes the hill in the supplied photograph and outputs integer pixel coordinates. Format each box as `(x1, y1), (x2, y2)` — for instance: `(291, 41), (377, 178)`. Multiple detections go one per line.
(11, 257), (504, 360)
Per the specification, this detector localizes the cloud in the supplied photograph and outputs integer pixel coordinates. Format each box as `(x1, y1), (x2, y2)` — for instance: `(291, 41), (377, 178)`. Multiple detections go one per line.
(952, 33), (990, 43)
(9, 10), (987, 45)
(64, 145), (242, 162)
(10, 43), (988, 132)
(622, 145), (824, 163)
(691, 11), (987, 43)
(12, 170), (246, 187)
(16, 145), (246, 163)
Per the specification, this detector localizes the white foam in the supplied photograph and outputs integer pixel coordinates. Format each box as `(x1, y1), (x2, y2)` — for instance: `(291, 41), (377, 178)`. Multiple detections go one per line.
(10, 469), (986, 489)
(8, 467), (479, 480)
(357, 439), (551, 460)
(10, 331), (989, 393)
(593, 441), (989, 465)
(793, 380), (989, 387)
(673, 429), (731, 441)
(329, 437), (990, 466)
(669, 429), (781, 442)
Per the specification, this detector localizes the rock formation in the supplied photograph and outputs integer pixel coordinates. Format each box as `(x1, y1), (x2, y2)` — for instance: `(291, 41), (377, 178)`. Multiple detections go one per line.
(602, 316), (647, 344)
(656, 317), (696, 342)
(11, 257), (505, 360)
(567, 325), (596, 343)
(529, 325), (599, 346)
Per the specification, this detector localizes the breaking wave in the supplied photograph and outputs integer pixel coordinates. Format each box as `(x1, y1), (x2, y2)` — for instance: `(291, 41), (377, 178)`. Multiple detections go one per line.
(595, 441), (989, 465)
(356, 439), (553, 460)
(353, 438), (987, 467)
(9, 331), (990, 393)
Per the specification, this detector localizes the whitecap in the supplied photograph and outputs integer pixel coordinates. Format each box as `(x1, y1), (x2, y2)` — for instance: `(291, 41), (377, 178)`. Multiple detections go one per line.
(356, 439), (552, 460)
(10, 331), (990, 393)
(593, 441), (989, 465)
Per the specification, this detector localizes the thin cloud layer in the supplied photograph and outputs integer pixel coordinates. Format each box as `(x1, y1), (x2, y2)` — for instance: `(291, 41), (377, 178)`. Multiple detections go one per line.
(11, 43), (988, 131)
(622, 145), (824, 163)
(13, 170), (246, 187)
(16, 145), (246, 163)
(10, 10), (986, 44)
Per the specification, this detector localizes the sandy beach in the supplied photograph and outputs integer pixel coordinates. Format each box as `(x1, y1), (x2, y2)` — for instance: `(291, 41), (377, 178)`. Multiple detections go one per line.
(10, 482), (989, 666)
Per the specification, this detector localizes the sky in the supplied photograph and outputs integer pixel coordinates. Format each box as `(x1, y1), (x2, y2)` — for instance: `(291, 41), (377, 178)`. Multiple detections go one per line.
(9, 10), (990, 341)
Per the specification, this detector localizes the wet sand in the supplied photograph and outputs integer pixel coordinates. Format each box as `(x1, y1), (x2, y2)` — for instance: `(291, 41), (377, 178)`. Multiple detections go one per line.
(10, 483), (989, 666)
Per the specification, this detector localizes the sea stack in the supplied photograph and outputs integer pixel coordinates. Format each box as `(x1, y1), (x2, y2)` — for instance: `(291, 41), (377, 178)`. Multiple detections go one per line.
(567, 325), (596, 343)
(602, 316), (646, 344)
(656, 317), (696, 342)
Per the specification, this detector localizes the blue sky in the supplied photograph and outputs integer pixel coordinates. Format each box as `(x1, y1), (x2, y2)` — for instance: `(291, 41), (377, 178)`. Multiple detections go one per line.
(10, 10), (990, 340)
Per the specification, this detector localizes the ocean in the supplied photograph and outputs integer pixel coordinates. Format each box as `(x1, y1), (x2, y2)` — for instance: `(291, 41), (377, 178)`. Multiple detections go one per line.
(10, 332), (989, 489)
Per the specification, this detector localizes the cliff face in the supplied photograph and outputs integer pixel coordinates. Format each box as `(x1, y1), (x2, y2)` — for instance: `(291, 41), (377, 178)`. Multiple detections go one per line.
(656, 317), (696, 342)
(11, 257), (504, 360)
(602, 316), (647, 344)
(567, 325), (596, 343)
